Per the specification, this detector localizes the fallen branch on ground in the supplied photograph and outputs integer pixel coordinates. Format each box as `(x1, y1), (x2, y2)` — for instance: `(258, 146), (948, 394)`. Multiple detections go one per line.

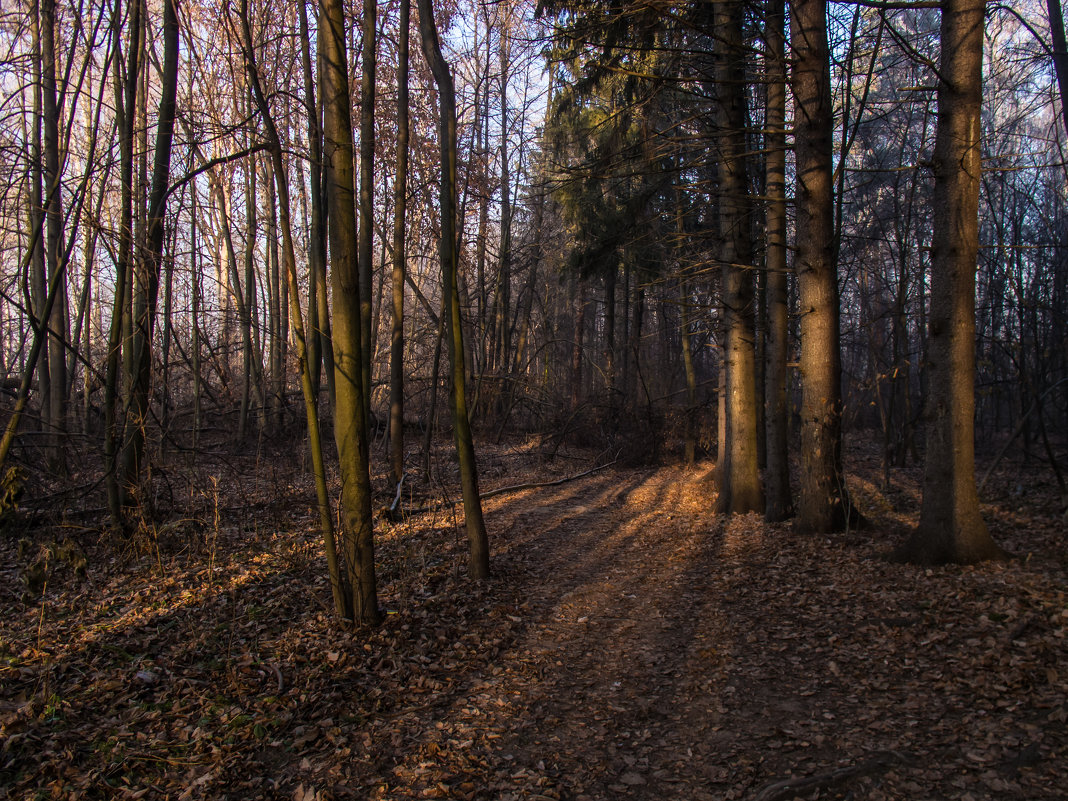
(389, 473), (407, 515)
(750, 751), (912, 801)
(979, 377), (1068, 494)
(389, 458), (619, 519)
(478, 458), (618, 500)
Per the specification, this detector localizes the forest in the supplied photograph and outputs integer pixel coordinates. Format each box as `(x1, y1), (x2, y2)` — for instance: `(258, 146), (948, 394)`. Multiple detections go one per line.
(0, 0), (1066, 797)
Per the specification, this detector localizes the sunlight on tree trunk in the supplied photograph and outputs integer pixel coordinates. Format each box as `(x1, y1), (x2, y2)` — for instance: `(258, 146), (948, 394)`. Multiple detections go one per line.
(321, 0), (381, 623)
(714, 0), (763, 516)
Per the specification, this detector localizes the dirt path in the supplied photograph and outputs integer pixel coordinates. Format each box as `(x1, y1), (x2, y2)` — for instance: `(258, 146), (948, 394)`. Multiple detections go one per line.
(369, 464), (733, 800)
(364, 463), (1067, 800)
(480, 465), (731, 799)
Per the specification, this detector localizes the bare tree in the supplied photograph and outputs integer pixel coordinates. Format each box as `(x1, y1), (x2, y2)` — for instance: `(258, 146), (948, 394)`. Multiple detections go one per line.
(119, 0), (180, 510)
(714, 0), (763, 515)
(359, 0), (377, 430)
(900, 0), (1008, 564)
(417, 0), (491, 580)
(390, 0), (410, 487)
(235, 0), (349, 618)
(791, 0), (854, 533)
(764, 0), (792, 522)
(321, 0), (381, 623)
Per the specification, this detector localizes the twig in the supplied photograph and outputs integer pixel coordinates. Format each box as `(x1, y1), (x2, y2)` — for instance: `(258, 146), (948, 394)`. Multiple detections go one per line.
(750, 751), (911, 801)
(397, 457), (619, 516)
(979, 377), (1068, 494)
(478, 458), (618, 501)
(389, 473), (406, 515)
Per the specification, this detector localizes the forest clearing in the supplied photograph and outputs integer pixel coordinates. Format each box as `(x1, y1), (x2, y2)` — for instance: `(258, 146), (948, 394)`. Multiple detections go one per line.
(1, 440), (1065, 800)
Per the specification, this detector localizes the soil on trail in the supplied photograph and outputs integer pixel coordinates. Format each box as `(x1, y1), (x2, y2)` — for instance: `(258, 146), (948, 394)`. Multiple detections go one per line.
(1, 451), (1066, 800)
(422, 465), (1067, 801)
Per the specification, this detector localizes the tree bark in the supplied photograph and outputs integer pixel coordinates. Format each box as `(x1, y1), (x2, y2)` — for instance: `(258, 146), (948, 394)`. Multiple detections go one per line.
(27, 0), (50, 451)
(792, 0), (853, 532)
(1047, 0), (1068, 140)
(321, 0), (381, 623)
(680, 276), (698, 464)
(900, 0), (1007, 564)
(764, 0), (793, 522)
(714, 0), (763, 516)
(121, 0), (179, 501)
(390, 0), (410, 487)
(359, 0), (378, 429)
(298, 0), (334, 408)
(104, 0), (142, 526)
(571, 279), (586, 411)
(238, 0), (349, 619)
(41, 0), (68, 462)
(239, 157), (258, 436)
(496, 12), (513, 377)
(265, 159), (284, 429)
(191, 176), (202, 449)
(417, 0), (491, 580)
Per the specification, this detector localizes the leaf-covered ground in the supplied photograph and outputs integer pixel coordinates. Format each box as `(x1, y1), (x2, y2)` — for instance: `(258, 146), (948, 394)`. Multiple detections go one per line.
(1, 441), (1066, 800)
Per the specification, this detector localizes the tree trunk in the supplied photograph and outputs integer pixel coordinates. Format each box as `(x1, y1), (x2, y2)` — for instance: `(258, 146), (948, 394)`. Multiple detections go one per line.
(121, 0), (179, 503)
(764, 0), (793, 522)
(1047, 0), (1068, 140)
(266, 159), (285, 429)
(359, 0), (377, 429)
(604, 268), (617, 398)
(680, 276), (698, 464)
(390, 0), (410, 486)
(475, 63), (490, 373)
(714, 0), (763, 516)
(240, 158), (258, 436)
(191, 177), (202, 449)
(299, 0), (334, 408)
(41, 0), (68, 463)
(27, 0), (50, 450)
(79, 188), (101, 435)
(160, 205), (176, 449)
(571, 279), (586, 411)
(321, 0), (381, 624)
(417, 0), (491, 580)
(0, 197), (63, 473)
(496, 14), (513, 378)
(900, 0), (1007, 564)
(238, 0), (349, 620)
(104, 0), (141, 526)
(423, 292), (447, 482)
(792, 0), (853, 532)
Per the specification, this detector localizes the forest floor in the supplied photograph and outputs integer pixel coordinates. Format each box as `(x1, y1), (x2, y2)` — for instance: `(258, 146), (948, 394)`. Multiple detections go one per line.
(1, 436), (1066, 800)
